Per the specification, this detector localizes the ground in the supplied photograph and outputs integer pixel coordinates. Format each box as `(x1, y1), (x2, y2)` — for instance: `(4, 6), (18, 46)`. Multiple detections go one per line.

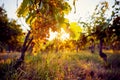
(0, 50), (120, 80)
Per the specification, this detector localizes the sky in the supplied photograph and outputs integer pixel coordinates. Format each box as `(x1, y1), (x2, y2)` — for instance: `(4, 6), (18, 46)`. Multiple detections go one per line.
(0, 0), (29, 31)
(0, 0), (22, 19)
(0, 0), (114, 31)
(66, 0), (114, 22)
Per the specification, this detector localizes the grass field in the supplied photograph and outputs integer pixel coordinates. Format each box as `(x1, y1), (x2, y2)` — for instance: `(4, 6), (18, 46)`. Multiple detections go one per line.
(0, 50), (120, 80)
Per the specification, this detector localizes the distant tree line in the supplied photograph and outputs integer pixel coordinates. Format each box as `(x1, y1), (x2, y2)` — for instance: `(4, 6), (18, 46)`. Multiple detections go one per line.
(0, 6), (24, 52)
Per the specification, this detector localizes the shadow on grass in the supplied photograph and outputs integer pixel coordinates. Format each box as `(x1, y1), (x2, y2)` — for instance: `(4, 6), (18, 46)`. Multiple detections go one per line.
(101, 53), (120, 80)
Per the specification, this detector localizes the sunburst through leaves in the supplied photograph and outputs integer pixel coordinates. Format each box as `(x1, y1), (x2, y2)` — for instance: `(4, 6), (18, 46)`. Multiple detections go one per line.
(47, 28), (70, 41)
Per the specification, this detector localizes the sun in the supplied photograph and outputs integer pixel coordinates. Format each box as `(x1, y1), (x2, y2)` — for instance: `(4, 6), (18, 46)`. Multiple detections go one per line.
(60, 28), (70, 41)
(47, 28), (58, 41)
(47, 28), (70, 41)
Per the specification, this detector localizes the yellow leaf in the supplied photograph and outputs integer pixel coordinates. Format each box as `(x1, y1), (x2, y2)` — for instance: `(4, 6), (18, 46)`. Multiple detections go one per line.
(69, 22), (82, 40)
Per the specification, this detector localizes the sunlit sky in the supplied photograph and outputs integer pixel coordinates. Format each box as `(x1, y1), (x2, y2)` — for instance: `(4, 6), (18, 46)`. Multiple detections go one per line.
(0, 0), (114, 31)
(66, 0), (114, 22)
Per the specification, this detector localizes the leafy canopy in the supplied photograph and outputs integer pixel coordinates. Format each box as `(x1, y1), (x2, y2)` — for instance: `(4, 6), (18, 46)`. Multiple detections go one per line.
(69, 22), (82, 40)
(17, 0), (71, 40)
(0, 7), (23, 51)
(17, 0), (71, 25)
(17, 0), (72, 53)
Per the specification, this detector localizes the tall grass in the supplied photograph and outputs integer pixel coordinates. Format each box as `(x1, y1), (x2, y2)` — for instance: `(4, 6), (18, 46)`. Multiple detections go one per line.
(0, 50), (120, 80)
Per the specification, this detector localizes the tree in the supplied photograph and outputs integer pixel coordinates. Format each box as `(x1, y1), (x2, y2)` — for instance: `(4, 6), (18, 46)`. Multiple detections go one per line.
(87, 1), (109, 62)
(109, 0), (120, 50)
(0, 7), (9, 51)
(7, 20), (23, 51)
(0, 7), (23, 52)
(78, 17), (96, 53)
(14, 0), (71, 68)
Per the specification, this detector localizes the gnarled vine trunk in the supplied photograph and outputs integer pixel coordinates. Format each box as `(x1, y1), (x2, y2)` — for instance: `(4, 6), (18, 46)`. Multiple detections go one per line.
(99, 38), (107, 62)
(13, 31), (33, 69)
(99, 39), (103, 54)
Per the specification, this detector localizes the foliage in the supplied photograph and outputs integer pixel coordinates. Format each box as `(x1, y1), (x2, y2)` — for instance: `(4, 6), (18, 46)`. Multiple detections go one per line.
(91, 0), (120, 43)
(77, 1), (120, 50)
(0, 7), (23, 51)
(17, 0), (72, 54)
(76, 33), (87, 50)
(109, 0), (120, 41)
(69, 22), (82, 40)
(108, 17), (120, 44)
(17, 0), (71, 33)
(111, 0), (120, 18)
(91, 1), (109, 40)
(101, 0), (120, 50)
(0, 7), (9, 44)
